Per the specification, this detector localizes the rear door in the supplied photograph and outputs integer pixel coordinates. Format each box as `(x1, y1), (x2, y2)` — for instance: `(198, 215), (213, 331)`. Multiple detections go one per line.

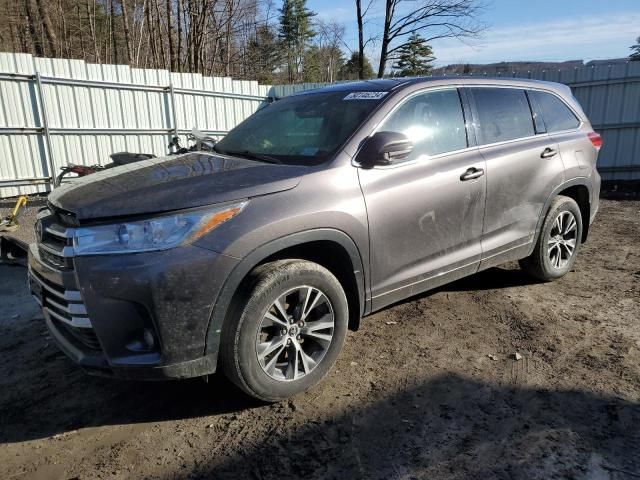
(358, 87), (487, 310)
(467, 87), (565, 269)
(528, 89), (589, 179)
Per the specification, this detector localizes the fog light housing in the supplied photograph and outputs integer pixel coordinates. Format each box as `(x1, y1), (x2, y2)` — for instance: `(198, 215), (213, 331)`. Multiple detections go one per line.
(143, 328), (156, 350)
(126, 328), (157, 352)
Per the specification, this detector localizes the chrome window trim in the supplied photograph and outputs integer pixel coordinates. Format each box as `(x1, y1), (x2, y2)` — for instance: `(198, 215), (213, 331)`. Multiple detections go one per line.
(468, 85), (584, 147)
(469, 132), (549, 150)
(359, 145), (480, 170)
(350, 82), (586, 169)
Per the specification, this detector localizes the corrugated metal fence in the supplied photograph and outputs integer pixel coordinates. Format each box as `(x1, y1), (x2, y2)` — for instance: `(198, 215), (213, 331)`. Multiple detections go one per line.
(0, 53), (271, 197)
(1, 53), (639, 198)
(508, 63), (640, 182)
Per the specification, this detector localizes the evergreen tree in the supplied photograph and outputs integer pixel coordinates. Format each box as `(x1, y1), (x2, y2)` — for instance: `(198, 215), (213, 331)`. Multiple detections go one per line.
(303, 45), (345, 83)
(279, 0), (316, 83)
(247, 25), (282, 84)
(630, 36), (640, 61)
(392, 33), (435, 77)
(339, 52), (374, 80)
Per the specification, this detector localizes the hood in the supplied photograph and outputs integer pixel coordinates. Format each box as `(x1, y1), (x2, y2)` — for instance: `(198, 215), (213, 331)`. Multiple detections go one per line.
(49, 152), (305, 221)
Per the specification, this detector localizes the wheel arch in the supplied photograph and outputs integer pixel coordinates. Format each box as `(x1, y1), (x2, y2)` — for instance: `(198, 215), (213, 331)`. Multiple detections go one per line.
(530, 178), (592, 254)
(557, 184), (591, 243)
(204, 229), (366, 360)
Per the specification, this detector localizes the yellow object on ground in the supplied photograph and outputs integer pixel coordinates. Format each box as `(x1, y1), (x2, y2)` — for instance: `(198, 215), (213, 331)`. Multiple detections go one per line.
(0, 196), (28, 232)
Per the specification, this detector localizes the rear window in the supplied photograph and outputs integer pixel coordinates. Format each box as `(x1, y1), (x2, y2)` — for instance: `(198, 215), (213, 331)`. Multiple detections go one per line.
(530, 90), (580, 132)
(470, 88), (535, 145)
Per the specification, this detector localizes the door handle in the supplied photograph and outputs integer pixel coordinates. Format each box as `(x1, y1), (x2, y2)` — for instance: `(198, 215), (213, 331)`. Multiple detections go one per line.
(460, 167), (485, 181)
(541, 147), (558, 158)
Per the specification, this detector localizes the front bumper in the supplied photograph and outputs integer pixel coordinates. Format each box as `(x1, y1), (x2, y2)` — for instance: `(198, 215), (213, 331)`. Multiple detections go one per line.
(28, 242), (238, 380)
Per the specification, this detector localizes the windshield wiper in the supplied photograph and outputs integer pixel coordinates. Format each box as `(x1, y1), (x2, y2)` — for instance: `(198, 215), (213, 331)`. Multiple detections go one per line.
(214, 148), (282, 164)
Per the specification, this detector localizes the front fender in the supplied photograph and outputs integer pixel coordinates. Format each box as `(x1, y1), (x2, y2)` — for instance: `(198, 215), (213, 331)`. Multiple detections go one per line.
(203, 228), (366, 358)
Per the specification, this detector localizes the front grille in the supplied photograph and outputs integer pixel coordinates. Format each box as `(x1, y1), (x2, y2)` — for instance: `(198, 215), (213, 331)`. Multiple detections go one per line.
(55, 320), (101, 350)
(36, 208), (75, 270)
(39, 248), (68, 269)
(29, 268), (101, 351)
(32, 208), (101, 352)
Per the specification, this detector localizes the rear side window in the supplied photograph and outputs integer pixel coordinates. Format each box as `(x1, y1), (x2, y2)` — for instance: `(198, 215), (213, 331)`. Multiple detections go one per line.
(470, 88), (535, 145)
(379, 88), (467, 158)
(530, 90), (580, 132)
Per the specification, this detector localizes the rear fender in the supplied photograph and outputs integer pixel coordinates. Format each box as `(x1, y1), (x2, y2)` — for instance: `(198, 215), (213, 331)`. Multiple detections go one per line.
(527, 177), (592, 255)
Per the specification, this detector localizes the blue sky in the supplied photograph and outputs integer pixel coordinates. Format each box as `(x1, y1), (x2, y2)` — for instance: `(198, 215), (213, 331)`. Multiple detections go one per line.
(306, 0), (640, 66)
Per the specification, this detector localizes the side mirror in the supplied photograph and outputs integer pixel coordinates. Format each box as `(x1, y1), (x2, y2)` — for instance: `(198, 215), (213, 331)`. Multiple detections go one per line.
(356, 131), (413, 167)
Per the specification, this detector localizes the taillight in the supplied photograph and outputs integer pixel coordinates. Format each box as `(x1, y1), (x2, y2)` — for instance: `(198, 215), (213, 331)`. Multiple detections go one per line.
(588, 131), (602, 150)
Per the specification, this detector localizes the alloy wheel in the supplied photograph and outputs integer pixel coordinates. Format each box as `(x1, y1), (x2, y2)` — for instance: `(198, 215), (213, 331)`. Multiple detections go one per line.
(256, 286), (334, 381)
(548, 210), (578, 269)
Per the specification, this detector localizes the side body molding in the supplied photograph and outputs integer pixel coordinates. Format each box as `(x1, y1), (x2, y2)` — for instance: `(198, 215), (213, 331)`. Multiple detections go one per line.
(204, 228), (367, 358)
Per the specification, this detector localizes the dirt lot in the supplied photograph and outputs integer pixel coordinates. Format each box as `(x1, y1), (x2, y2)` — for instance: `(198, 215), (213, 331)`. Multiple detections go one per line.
(0, 198), (638, 480)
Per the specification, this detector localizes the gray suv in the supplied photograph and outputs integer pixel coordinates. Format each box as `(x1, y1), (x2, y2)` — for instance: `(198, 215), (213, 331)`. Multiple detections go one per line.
(28, 77), (601, 401)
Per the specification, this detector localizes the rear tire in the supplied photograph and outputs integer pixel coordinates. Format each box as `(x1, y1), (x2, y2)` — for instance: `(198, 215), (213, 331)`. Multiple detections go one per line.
(220, 259), (348, 402)
(519, 195), (582, 281)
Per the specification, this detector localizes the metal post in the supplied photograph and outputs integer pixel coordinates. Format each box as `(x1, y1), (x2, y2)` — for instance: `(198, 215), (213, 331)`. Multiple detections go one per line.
(34, 72), (55, 189)
(168, 83), (179, 138)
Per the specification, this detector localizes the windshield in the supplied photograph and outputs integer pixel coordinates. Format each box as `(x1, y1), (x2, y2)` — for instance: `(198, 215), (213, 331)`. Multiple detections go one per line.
(214, 91), (386, 165)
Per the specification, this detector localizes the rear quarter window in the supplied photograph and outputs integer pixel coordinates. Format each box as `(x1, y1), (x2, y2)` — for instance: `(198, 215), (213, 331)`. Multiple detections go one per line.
(470, 88), (535, 145)
(530, 90), (580, 132)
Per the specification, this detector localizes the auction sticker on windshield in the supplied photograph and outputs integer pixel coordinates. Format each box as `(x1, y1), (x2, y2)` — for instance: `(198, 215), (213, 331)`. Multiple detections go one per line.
(343, 92), (388, 100)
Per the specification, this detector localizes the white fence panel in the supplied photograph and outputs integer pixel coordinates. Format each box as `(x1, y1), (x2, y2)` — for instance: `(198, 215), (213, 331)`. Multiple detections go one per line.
(0, 53), (272, 198)
(2, 53), (639, 198)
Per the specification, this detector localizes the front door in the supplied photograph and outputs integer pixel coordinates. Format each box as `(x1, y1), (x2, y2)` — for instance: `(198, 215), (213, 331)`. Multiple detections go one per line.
(358, 88), (487, 311)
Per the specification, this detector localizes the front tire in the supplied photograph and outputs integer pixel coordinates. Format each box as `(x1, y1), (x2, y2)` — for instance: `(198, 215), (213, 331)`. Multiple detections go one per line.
(519, 195), (582, 281)
(220, 260), (349, 402)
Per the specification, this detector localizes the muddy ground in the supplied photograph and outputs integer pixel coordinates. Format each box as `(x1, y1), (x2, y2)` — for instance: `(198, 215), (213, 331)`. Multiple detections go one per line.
(0, 199), (638, 480)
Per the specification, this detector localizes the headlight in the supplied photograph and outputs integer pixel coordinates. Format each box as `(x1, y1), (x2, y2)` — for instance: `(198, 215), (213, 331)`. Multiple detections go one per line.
(72, 201), (247, 256)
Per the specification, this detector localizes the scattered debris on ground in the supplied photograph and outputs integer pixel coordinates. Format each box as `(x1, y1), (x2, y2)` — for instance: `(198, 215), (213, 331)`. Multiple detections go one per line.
(1, 199), (638, 479)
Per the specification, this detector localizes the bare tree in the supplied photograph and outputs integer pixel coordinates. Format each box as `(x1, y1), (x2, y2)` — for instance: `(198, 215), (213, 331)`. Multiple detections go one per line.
(165, 0), (176, 70)
(176, 0), (183, 71)
(377, 0), (485, 78)
(75, 3), (87, 59)
(35, 0), (58, 56)
(121, 0), (134, 63)
(354, 0), (376, 80)
(85, 0), (100, 62)
(313, 18), (345, 82)
(58, 0), (70, 56)
(0, 0), (322, 82)
(24, 0), (44, 56)
(356, 0), (364, 79)
(134, 0), (149, 66)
